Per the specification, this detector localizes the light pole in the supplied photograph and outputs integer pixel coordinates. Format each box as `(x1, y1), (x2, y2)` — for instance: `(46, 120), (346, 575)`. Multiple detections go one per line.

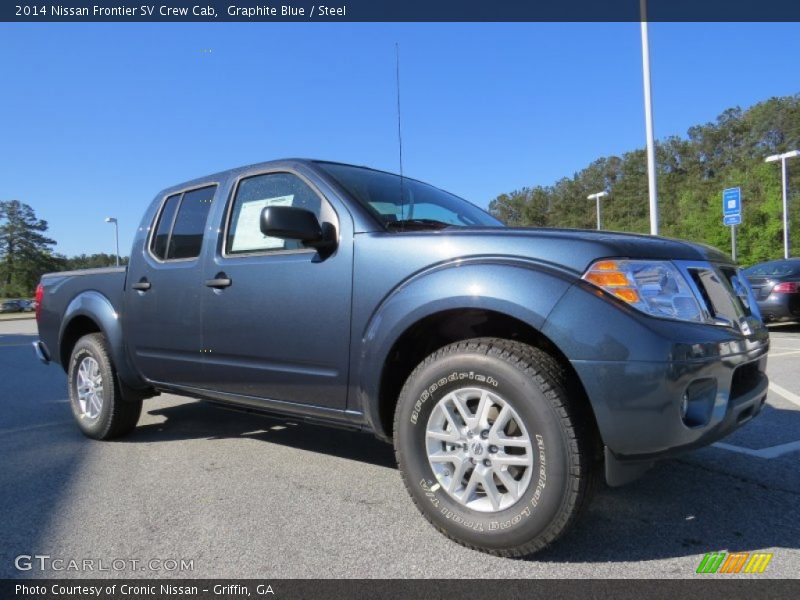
(765, 150), (799, 259)
(105, 217), (120, 266)
(640, 0), (659, 236)
(587, 191), (609, 231)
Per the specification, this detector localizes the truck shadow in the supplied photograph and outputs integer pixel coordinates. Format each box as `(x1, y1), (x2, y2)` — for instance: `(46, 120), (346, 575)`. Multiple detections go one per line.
(132, 399), (398, 469)
(767, 322), (800, 333)
(131, 399), (800, 564)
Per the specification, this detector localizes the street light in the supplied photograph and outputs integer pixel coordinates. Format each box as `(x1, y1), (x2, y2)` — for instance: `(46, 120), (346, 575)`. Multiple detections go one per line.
(640, 0), (659, 236)
(587, 191), (609, 230)
(765, 149), (799, 259)
(105, 217), (120, 266)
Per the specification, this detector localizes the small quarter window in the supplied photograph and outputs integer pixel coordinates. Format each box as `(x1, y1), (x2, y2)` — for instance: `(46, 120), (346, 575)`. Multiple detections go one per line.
(150, 185), (216, 261)
(151, 194), (180, 260)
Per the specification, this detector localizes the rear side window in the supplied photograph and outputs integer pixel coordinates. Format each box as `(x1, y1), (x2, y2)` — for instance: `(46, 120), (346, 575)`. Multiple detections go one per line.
(150, 185), (216, 261)
(151, 194), (181, 259)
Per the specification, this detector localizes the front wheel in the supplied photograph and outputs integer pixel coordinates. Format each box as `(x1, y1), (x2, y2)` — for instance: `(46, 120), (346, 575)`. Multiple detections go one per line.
(68, 333), (142, 440)
(393, 338), (596, 557)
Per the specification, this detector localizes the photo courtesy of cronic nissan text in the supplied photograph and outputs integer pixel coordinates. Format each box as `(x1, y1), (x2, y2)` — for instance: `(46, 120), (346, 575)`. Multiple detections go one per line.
(1, 1), (799, 599)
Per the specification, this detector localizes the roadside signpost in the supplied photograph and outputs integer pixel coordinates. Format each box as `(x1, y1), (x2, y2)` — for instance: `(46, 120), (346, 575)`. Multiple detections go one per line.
(723, 187), (742, 262)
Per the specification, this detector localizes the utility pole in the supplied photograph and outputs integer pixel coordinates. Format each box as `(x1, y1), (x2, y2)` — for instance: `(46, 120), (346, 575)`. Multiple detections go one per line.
(105, 217), (120, 266)
(640, 0), (659, 235)
(765, 150), (799, 259)
(587, 191), (609, 231)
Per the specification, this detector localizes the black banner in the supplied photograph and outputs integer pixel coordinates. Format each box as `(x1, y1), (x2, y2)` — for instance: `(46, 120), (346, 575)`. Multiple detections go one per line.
(4, 579), (800, 600)
(3, 0), (800, 23)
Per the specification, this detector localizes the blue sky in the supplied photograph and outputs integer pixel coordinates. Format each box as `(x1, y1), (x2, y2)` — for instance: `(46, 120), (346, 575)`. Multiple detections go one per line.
(1, 22), (799, 256)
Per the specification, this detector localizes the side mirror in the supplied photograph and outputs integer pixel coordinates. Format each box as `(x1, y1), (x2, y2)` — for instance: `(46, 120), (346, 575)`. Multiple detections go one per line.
(260, 206), (323, 243)
(260, 206), (336, 254)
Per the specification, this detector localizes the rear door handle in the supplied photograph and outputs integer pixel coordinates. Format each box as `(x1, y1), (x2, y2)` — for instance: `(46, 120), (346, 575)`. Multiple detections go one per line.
(132, 279), (151, 291)
(205, 275), (232, 289)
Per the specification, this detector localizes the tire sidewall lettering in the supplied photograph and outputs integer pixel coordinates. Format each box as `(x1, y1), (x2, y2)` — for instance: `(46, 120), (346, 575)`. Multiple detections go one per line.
(410, 370), (499, 425)
(398, 352), (570, 548)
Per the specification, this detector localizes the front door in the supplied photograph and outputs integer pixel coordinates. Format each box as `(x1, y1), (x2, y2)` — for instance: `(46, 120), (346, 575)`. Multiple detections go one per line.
(199, 170), (352, 410)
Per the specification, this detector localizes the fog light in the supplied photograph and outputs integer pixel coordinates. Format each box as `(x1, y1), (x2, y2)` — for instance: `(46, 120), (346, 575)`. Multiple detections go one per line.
(681, 378), (717, 428)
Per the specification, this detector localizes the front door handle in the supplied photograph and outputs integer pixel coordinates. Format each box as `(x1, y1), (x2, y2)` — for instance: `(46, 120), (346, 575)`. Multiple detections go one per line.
(131, 279), (151, 291)
(205, 274), (232, 289)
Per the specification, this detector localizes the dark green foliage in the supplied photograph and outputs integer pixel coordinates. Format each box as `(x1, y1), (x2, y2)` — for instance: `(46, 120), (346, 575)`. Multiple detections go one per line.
(64, 253), (129, 270)
(0, 200), (129, 297)
(0, 200), (63, 297)
(488, 95), (800, 265)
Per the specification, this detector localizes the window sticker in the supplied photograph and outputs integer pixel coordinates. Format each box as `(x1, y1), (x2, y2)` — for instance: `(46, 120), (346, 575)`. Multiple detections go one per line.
(230, 194), (294, 252)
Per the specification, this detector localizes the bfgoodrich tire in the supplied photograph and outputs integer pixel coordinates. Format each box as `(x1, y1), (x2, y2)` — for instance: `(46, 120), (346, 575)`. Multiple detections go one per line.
(67, 333), (142, 440)
(394, 338), (596, 557)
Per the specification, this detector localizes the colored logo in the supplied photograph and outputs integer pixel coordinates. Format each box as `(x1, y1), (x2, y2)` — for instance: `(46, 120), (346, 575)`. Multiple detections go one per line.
(696, 551), (773, 574)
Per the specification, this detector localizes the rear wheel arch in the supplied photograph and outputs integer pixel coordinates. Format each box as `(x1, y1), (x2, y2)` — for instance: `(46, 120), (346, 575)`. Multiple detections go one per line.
(58, 291), (149, 393)
(60, 315), (102, 370)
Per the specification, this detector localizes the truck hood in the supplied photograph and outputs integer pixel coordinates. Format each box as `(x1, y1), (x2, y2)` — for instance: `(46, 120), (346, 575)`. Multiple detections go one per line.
(432, 227), (732, 274)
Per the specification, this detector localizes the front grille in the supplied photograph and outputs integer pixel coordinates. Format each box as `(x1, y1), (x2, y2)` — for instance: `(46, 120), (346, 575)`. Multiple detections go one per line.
(687, 266), (749, 325)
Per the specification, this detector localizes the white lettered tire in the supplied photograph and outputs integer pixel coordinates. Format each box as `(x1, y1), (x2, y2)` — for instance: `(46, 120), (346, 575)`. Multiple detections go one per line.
(394, 338), (596, 556)
(67, 333), (142, 440)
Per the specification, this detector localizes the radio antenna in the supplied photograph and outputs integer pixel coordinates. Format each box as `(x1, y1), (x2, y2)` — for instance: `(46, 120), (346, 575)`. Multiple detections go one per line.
(395, 42), (406, 226)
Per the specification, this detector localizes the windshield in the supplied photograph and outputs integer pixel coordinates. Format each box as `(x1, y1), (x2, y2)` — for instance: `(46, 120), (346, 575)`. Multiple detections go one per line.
(316, 162), (503, 231)
(744, 260), (800, 277)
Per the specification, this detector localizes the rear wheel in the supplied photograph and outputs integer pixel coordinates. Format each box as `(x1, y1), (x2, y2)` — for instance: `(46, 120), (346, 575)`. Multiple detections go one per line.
(394, 338), (595, 557)
(67, 333), (142, 440)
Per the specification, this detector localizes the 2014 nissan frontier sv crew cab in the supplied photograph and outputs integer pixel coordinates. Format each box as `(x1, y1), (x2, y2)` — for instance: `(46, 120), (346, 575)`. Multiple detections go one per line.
(34, 159), (769, 556)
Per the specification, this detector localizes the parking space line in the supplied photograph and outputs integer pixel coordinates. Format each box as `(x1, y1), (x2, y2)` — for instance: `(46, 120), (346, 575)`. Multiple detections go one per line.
(713, 440), (800, 459)
(769, 382), (800, 408)
(769, 350), (800, 357)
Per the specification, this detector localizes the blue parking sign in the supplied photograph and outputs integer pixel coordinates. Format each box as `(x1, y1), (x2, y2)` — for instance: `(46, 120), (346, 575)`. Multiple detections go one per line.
(724, 214), (742, 226)
(723, 187), (741, 216)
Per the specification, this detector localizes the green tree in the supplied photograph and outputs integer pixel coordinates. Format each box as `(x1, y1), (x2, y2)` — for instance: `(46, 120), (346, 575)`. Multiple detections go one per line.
(0, 200), (63, 297)
(64, 253), (128, 270)
(488, 94), (800, 266)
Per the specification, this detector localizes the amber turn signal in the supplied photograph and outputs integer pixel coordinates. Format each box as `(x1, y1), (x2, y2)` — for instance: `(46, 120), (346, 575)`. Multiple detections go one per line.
(582, 260), (641, 305)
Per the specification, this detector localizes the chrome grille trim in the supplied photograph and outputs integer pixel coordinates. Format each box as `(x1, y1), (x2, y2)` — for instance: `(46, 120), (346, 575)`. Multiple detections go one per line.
(673, 260), (762, 334)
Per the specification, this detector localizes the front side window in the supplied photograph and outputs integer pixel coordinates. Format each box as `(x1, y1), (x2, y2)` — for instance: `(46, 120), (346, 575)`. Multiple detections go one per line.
(149, 185), (216, 261)
(226, 172), (329, 255)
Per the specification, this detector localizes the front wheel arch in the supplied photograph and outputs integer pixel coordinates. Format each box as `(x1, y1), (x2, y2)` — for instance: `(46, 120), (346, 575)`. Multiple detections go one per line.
(374, 309), (601, 451)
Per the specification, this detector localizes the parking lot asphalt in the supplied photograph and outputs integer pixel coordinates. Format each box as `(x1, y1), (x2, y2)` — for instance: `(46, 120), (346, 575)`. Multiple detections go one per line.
(1, 318), (798, 579)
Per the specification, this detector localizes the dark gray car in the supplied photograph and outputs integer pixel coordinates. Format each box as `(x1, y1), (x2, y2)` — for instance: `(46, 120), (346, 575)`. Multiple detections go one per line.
(744, 259), (800, 323)
(33, 159), (769, 557)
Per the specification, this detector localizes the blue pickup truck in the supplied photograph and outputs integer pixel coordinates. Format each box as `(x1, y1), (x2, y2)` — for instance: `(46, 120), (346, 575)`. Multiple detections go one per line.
(34, 159), (769, 556)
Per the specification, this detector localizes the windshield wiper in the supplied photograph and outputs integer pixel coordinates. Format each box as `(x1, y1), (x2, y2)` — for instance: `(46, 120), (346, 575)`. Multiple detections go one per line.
(385, 219), (451, 231)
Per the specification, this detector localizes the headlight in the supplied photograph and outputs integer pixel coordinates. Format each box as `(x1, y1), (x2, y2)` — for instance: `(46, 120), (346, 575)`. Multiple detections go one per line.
(582, 259), (705, 323)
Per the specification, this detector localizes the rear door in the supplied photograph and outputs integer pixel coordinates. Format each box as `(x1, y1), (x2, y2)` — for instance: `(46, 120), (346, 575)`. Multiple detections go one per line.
(125, 184), (216, 386)
(198, 169), (353, 409)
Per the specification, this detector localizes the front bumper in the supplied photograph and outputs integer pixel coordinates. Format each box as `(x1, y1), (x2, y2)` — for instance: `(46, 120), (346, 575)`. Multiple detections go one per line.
(573, 337), (768, 484)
